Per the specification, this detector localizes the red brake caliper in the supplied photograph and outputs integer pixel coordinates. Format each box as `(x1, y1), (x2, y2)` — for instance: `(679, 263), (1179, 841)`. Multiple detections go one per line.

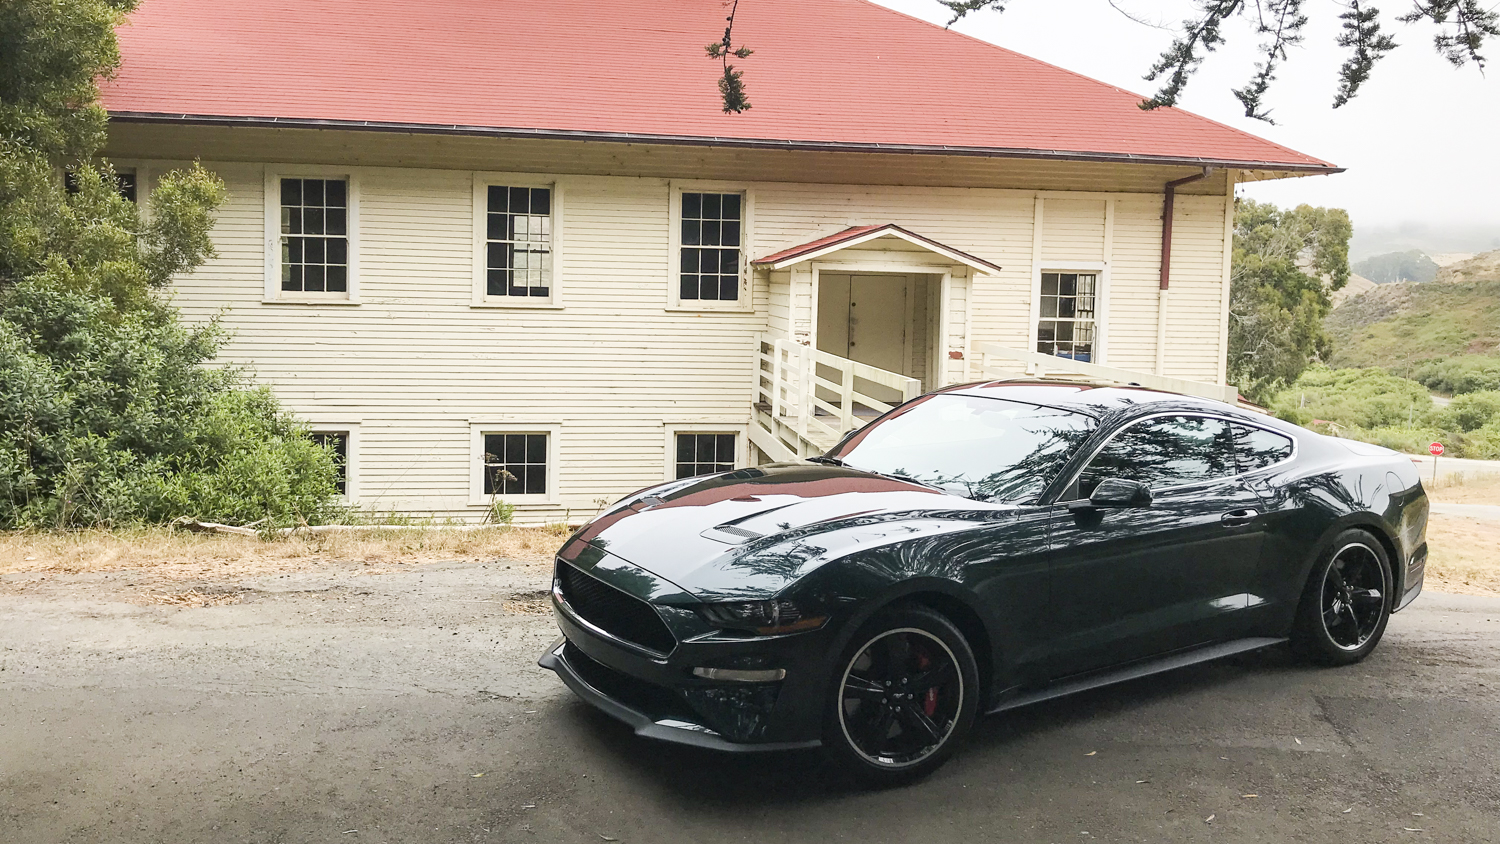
(914, 647), (939, 716)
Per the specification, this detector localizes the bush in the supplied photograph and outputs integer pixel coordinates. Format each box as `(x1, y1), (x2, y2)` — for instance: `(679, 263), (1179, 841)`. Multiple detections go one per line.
(1413, 356), (1500, 396)
(1433, 391), (1500, 433)
(1270, 364), (1435, 429)
(0, 282), (341, 528)
(1271, 365), (1500, 459)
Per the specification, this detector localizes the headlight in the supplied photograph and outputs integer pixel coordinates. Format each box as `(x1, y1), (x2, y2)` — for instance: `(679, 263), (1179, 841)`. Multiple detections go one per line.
(698, 599), (828, 635)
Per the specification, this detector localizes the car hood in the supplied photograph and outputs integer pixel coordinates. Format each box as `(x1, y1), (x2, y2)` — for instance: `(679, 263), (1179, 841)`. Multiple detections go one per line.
(558, 463), (1004, 600)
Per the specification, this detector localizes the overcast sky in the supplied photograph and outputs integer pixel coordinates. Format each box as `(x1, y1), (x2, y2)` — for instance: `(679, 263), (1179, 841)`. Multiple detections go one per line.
(873, 0), (1500, 257)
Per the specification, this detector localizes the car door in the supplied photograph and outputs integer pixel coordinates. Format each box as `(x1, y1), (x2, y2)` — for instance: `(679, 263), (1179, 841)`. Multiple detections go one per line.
(1041, 414), (1269, 678)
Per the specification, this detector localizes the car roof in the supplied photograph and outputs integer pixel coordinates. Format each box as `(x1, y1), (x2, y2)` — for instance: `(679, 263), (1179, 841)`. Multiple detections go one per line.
(941, 379), (1238, 421)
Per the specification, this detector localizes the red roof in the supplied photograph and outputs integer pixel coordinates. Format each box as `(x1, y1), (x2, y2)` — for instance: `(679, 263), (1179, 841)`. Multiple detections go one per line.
(101, 0), (1336, 172)
(755, 224), (1004, 273)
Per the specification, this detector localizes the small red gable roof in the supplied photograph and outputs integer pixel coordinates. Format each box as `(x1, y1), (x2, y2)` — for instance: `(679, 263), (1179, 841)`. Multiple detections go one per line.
(101, 0), (1336, 172)
(755, 225), (1003, 273)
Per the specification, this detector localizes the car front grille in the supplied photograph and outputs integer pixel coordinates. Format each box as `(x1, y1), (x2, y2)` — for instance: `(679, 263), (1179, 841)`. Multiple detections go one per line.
(556, 562), (676, 654)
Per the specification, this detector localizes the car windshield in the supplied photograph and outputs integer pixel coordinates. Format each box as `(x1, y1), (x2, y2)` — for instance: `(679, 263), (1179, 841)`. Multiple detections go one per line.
(828, 393), (1096, 503)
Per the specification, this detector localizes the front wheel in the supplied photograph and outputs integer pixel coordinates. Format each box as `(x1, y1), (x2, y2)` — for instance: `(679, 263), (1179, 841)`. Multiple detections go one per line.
(1291, 529), (1393, 666)
(823, 605), (979, 786)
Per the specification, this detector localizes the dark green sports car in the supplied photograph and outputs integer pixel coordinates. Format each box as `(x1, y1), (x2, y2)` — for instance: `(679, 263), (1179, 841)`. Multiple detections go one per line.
(539, 381), (1429, 784)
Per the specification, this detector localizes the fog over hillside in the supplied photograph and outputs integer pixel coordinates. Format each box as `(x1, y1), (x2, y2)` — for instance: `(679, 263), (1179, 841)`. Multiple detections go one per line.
(1350, 224), (1500, 262)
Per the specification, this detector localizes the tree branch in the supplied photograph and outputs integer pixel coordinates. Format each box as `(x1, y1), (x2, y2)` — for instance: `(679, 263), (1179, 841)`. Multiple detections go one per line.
(1142, 0), (1245, 110)
(1399, 0), (1500, 69)
(707, 0), (753, 113)
(1233, 0), (1309, 122)
(1333, 2), (1398, 107)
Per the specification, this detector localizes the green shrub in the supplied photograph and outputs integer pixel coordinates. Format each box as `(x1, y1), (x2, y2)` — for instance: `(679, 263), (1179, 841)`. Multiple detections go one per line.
(1413, 356), (1500, 396)
(1459, 419), (1500, 460)
(1434, 391), (1500, 433)
(1270, 364), (1435, 429)
(0, 282), (340, 528)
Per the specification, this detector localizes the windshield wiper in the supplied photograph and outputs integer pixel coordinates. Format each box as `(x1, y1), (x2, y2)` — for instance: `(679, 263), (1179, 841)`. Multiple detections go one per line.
(806, 456), (845, 466)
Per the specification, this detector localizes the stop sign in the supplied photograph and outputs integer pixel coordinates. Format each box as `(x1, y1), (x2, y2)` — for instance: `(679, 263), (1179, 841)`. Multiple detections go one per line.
(1430, 442), (1445, 456)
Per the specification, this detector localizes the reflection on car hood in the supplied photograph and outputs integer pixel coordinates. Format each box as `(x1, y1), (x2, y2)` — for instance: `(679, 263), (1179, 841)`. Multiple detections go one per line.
(559, 463), (1005, 600)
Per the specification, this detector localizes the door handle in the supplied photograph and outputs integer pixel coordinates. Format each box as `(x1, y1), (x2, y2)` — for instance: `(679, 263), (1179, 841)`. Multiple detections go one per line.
(1221, 508), (1260, 526)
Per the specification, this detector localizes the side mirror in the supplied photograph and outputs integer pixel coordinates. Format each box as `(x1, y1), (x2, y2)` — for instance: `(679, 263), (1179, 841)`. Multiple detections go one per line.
(1070, 477), (1153, 510)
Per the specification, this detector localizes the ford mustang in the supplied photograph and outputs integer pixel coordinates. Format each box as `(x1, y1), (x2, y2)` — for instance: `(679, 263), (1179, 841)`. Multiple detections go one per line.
(539, 381), (1429, 784)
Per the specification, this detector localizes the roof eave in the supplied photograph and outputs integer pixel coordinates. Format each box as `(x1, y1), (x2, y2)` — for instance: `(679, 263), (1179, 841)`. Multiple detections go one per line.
(105, 112), (1344, 175)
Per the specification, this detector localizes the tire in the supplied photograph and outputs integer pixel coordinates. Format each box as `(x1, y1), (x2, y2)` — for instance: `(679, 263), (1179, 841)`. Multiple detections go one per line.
(822, 604), (980, 786)
(1290, 529), (1393, 666)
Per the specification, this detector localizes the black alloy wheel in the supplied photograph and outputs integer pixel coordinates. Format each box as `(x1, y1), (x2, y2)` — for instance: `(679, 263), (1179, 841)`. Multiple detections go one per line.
(825, 605), (978, 785)
(1292, 529), (1393, 666)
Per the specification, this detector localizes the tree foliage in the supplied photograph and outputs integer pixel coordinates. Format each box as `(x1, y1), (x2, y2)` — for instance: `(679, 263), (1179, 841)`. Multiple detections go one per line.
(1227, 199), (1351, 403)
(1351, 249), (1439, 283)
(709, 0), (1499, 121)
(0, 0), (341, 528)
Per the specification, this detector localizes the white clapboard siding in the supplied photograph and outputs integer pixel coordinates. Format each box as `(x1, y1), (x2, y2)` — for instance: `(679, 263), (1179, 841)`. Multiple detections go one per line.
(136, 132), (1233, 523)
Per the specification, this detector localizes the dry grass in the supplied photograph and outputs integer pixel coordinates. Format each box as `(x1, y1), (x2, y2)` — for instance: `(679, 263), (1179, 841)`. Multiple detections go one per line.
(0, 525), (572, 580)
(1424, 515), (1500, 597)
(134, 588), (244, 608)
(1426, 470), (1500, 506)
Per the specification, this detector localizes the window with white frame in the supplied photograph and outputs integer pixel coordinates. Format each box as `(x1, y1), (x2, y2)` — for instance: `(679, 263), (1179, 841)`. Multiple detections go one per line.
(485, 186), (553, 298)
(1037, 271), (1097, 362)
(675, 433), (737, 479)
(482, 432), (549, 496)
(678, 191), (744, 302)
(279, 177), (349, 294)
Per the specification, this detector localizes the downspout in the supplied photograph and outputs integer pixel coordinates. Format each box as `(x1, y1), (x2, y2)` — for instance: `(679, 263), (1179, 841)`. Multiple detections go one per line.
(1156, 166), (1215, 374)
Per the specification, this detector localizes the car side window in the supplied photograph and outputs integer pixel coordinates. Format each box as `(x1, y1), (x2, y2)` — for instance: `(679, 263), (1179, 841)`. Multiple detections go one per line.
(1079, 415), (1236, 496)
(1231, 424), (1294, 473)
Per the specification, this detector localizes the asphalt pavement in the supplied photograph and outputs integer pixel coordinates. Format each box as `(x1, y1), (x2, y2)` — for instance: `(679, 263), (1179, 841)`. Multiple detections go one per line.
(2, 561), (1498, 843)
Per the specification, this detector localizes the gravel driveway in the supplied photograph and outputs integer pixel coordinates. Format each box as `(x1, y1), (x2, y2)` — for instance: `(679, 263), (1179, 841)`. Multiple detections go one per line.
(3, 560), (1498, 843)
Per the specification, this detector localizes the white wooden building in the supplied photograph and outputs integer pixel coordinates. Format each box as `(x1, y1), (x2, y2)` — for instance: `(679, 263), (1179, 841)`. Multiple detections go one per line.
(101, 0), (1340, 522)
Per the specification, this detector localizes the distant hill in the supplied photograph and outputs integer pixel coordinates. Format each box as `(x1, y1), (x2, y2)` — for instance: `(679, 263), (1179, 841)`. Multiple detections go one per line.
(1351, 249), (1438, 283)
(1329, 273), (1378, 307)
(1437, 250), (1500, 283)
(1327, 251), (1500, 383)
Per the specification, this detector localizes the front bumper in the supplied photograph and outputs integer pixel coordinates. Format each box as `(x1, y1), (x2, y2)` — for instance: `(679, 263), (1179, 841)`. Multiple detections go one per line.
(538, 637), (822, 752)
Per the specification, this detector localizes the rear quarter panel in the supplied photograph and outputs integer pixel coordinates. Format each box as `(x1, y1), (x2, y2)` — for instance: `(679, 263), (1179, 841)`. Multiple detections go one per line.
(1246, 433), (1428, 635)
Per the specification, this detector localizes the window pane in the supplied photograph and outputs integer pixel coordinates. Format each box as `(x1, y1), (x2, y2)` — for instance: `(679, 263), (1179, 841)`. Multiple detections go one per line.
(304, 179), (324, 206)
(531, 189), (550, 216)
(327, 238), (347, 265)
(283, 207), (300, 235)
(303, 208), (324, 235)
(304, 265), (325, 292)
(1041, 273), (1059, 296)
(718, 274), (739, 301)
(281, 178), (302, 206)
(1233, 425), (1294, 473)
(681, 276), (700, 300)
(702, 192), (722, 219)
(682, 220), (701, 246)
(311, 432), (349, 495)
(722, 193), (741, 220)
(304, 237), (325, 264)
(683, 192), (701, 219)
(326, 265), (347, 292)
(509, 186), (529, 215)
(1082, 416), (1235, 494)
(282, 264), (301, 291)
(722, 219), (740, 247)
(325, 208), (346, 236)
(324, 179), (346, 207)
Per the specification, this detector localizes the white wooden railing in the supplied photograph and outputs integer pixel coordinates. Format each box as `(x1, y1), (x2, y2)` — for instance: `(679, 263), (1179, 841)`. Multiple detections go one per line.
(750, 334), (922, 463)
(971, 342), (1242, 404)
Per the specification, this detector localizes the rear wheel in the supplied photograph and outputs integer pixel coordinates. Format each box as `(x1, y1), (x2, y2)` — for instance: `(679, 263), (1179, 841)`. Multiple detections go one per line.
(1291, 529), (1392, 666)
(823, 605), (978, 786)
